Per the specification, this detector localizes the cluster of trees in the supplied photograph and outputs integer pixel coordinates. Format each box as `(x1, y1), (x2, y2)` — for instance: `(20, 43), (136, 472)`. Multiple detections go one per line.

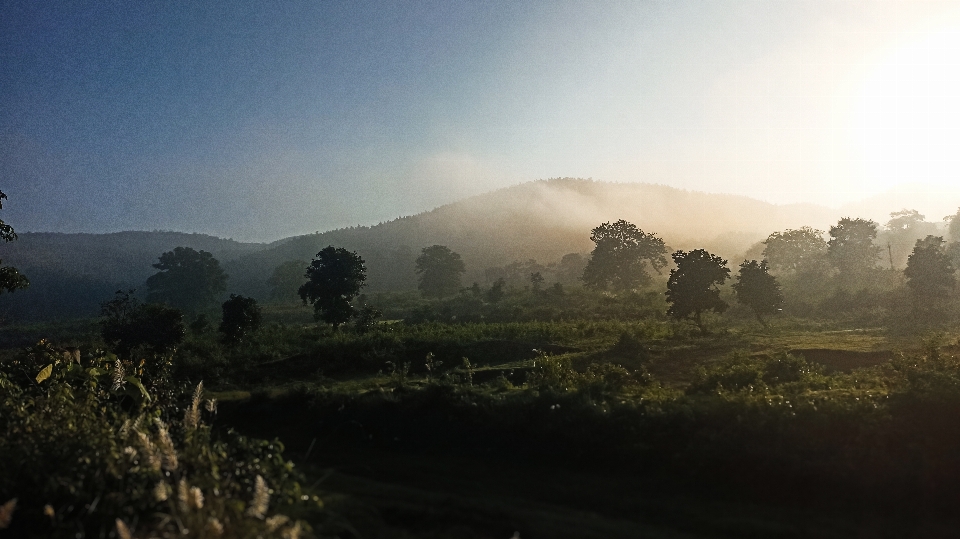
(99, 247), (265, 357)
(760, 212), (960, 318)
(259, 210), (960, 334)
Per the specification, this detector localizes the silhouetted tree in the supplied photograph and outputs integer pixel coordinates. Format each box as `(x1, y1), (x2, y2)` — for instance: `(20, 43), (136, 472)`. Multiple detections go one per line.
(416, 245), (465, 298)
(582, 220), (667, 292)
(145, 247), (227, 313)
(100, 290), (185, 358)
(0, 190), (28, 295)
(762, 227), (828, 275)
(219, 294), (262, 344)
(904, 235), (955, 314)
(268, 259), (308, 303)
(666, 249), (730, 334)
(828, 218), (882, 289)
(732, 260), (783, 326)
(486, 277), (506, 303)
(299, 246), (366, 328)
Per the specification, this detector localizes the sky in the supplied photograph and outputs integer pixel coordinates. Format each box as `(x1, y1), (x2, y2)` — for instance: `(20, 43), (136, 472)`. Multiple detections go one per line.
(3, 0), (960, 242)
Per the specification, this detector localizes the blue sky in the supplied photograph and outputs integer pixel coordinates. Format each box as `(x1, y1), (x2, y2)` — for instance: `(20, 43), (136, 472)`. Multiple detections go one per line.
(3, 1), (960, 241)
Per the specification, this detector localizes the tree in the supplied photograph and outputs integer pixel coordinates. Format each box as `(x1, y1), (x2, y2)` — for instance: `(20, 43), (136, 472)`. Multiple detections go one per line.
(945, 208), (960, 269)
(903, 235), (955, 314)
(582, 220), (667, 292)
(762, 227), (828, 275)
(557, 253), (587, 285)
(828, 217), (882, 289)
(298, 246), (366, 328)
(948, 208), (960, 243)
(883, 209), (937, 270)
(268, 260), (308, 303)
(219, 294), (262, 344)
(732, 260), (783, 326)
(416, 245), (466, 298)
(100, 290), (185, 358)
(145, 247), (228, 313)
(0, 190), (28, 294)
(486, 277), (506, 303)
(530, 271), (544, 292)
(666, 249), (730, 334)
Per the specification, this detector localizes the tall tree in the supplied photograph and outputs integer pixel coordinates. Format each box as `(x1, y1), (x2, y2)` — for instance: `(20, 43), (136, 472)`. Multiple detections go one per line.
(828, 217), (882, 289)
(145, 247), (228, 313)
(903, 235), (955, 314)
(582, 220), (667, 292)
(666, 249), (730, 334)
(762, 227), (828, 275)
(0, 190), (28, 294)
(416, 245), (466, 298)
(299, 246), (366, 328)
(732, 260), (783, 326)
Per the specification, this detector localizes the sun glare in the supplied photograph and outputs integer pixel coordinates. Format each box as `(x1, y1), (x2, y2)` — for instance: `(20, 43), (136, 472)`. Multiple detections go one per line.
(851, 26), (960, 196)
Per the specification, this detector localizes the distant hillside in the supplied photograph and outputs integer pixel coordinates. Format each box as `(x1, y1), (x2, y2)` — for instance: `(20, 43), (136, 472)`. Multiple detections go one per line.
(1, 232), (267, 321)
(224, 178), (843, 298)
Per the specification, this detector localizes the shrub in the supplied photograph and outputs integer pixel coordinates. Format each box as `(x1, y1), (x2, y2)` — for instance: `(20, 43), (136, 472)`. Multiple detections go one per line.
(0, 342), (320, 537)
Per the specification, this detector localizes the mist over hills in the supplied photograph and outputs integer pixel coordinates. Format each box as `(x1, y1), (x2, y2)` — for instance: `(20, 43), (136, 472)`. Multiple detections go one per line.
(226, 178), (841, 296)
(3, 178), (947, 322)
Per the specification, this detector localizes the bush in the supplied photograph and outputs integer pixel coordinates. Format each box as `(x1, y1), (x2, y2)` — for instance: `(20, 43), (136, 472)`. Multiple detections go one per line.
(0, 342), (320, 537)
(219, 294), (263, 344)
(688, 352), (824, 394)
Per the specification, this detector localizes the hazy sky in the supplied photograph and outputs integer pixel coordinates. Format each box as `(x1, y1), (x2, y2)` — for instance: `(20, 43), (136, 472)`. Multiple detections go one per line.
(3, 1), (960, 242)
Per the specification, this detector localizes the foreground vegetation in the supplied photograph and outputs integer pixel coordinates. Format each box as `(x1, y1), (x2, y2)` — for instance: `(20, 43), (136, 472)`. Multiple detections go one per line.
(6, 296), (960, 537)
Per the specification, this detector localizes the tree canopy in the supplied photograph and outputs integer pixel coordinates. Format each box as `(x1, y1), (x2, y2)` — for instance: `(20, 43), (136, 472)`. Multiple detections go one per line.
(145, 247), (228, 313)
(666, 249), (730, 334)
(732, 260), (783, 326)
(904, 235), (955, 313)
(416, 245), (466, 298)
(298, 246), (366, 328)
(762, 227), (827, 275)
(582, 220), (667, 292)
(828, 217), (881, 289)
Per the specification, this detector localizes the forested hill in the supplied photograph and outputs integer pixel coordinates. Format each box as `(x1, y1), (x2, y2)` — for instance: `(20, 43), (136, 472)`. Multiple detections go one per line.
(224, 178), (841, 298)
(1, 232), (267, 321)
(2, 179), (848, 321)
